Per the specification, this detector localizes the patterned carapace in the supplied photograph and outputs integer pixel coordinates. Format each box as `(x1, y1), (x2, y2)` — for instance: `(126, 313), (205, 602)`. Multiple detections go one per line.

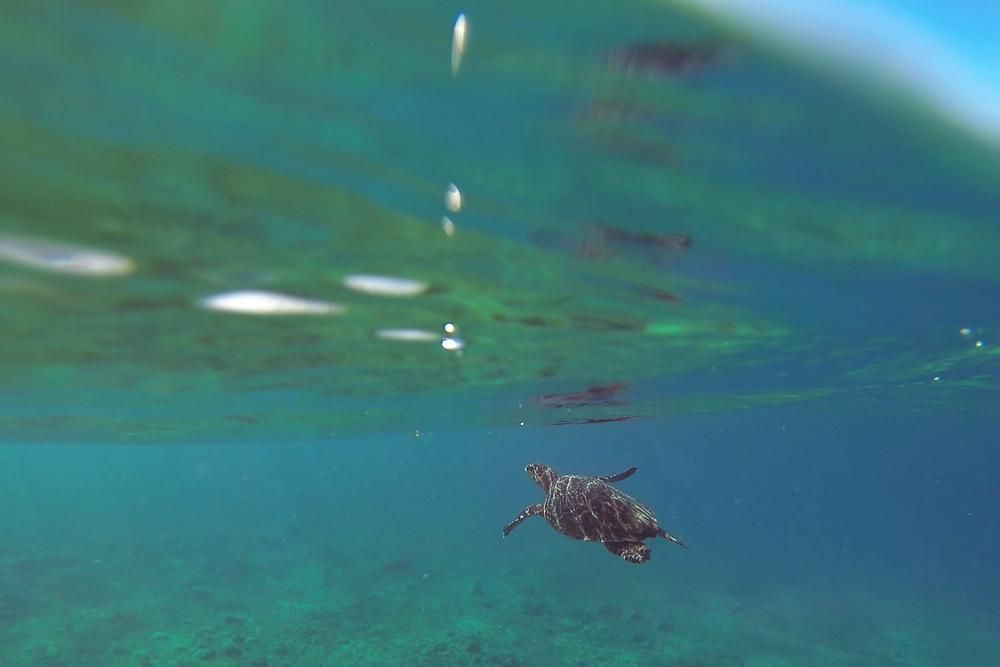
(502, 463), (687, 564)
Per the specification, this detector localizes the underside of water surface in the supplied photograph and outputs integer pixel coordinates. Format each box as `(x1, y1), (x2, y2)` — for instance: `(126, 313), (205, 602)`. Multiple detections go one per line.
(0, 0), (997, 444)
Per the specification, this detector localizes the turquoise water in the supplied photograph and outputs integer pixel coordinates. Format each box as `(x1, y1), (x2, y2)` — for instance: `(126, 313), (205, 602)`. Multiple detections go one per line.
(1, 1), (999, 665)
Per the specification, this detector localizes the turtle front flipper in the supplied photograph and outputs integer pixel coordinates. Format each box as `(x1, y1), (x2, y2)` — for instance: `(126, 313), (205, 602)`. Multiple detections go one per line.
(502, 503), (543, 538)
(597, 466), (637, 483)
(605, 541), (651, 564)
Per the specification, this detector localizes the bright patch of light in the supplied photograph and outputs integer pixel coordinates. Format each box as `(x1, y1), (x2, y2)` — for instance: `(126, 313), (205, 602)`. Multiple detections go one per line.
(200, 290), (344, 315)
(0, 235), (134, 276)
(445, 183), (462, 212)
(343, 274), (428, 297)
(441, 216), (456, 237)
(442, 336), (465, 351)
(451, 13), (468, 76)
(680, 0), (1000, 144)
(375, 328), (439, 342)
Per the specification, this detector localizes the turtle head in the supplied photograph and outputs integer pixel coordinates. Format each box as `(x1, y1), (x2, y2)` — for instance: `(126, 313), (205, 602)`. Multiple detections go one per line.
(525, 463), (557, 493)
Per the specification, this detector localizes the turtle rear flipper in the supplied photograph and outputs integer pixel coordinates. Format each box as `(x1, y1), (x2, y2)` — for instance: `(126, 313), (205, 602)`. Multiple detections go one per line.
(502, 503), (542, 538)
(597, 466), (637, 483)
(659, 528), (688, 549)
(605, 541), (650, 564)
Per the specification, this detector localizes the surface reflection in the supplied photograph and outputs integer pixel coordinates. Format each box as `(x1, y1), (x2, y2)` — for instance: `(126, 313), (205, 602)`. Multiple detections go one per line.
(0, 235), (134, 277)
(200, 290), (344, 316)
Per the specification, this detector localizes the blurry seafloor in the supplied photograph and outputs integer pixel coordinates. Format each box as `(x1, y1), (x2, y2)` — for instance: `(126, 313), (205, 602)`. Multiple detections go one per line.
(3, 413), (999, 667)
(1, 1), (999, 666)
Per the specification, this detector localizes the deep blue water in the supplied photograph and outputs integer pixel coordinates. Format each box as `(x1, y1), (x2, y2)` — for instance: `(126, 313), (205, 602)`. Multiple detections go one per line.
(3, 406), (998, 663)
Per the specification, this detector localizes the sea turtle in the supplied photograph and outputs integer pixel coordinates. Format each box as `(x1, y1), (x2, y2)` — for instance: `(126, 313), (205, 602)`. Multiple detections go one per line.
(502, 463), (687, 564)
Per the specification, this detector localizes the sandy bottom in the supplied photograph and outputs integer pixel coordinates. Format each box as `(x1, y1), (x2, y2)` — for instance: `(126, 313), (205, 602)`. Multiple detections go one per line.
(1, 533), (996, 667)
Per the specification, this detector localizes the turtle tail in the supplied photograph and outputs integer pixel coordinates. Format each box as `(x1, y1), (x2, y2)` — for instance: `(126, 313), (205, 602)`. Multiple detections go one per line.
(659, 529), (689, 550)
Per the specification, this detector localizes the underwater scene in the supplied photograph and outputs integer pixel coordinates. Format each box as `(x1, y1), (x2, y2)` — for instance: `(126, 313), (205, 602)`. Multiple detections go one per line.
(1, 1), (998, 665)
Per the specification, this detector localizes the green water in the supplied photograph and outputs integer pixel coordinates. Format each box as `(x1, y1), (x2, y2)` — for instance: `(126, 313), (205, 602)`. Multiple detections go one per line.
(1, 0), (997, 443)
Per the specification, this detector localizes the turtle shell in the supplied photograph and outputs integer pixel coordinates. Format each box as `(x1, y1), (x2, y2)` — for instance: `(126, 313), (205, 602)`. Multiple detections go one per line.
(542, 474), (661, 542)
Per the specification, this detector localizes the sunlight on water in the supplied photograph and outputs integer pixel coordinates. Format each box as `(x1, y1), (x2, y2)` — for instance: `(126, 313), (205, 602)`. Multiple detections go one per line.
(0, 235), (135, 277)
(374, 328), (440, 343)
(200, 290), (345, 316)
(451, 12), (469, 77)
(445, 182), (463, 213)
(342, 274), (430, 297)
